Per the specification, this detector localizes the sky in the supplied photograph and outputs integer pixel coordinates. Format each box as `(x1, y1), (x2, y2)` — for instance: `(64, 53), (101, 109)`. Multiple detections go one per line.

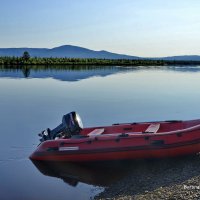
(0, 0), (200, 57)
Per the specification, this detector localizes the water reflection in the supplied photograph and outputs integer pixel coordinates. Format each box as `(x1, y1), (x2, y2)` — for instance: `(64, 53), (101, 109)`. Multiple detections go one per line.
(22, 66), (30, 78)
(1, 65), (200, 82)
(31, 160), (132, 187)
(31, 154), (200, 198)
(0, 65), (139, 81)
(167, 65), (200, 72)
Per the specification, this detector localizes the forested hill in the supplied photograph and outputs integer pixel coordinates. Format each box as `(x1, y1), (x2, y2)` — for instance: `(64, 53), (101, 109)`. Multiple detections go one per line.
(1, 45), (200, 61)
(0, 45), (139, 59)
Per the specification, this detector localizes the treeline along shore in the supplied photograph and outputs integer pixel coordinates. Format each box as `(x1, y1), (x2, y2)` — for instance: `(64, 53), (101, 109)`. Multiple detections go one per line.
(1, 55), (200, 66)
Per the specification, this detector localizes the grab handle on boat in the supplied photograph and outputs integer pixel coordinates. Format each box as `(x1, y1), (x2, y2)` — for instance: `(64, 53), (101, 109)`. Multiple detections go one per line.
(176, 133), (182, 137)
(164, 120), (182, 123)
(115, 133), (129, 142)
(119, 133), (129, 137)
(151, 140), (164, 146)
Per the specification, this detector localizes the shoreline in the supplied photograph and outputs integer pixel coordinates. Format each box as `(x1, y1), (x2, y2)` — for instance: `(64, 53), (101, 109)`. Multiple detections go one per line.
(95, 155), (200, 200)
(1, 57), (200, 67)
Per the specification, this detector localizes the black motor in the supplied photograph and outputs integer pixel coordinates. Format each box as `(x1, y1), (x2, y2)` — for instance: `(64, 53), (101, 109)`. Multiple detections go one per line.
(39, 112), (83, 142)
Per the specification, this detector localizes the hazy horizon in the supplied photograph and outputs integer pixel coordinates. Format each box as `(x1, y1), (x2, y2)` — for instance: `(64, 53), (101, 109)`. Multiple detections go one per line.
(1, 0), (200, 57)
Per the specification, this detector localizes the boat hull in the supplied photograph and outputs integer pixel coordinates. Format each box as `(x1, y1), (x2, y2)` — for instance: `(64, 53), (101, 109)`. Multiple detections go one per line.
(30, 119), (200, 162)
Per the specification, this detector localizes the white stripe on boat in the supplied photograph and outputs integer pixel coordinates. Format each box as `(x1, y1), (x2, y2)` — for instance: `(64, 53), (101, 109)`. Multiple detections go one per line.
(59, 146), (79, 151)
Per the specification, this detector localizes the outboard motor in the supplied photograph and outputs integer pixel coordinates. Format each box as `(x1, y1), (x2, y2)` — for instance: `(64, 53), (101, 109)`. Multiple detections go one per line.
(39, 112), (83, 142)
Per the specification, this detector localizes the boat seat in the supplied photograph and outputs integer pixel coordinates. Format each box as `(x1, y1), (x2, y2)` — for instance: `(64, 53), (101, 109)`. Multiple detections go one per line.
(144, 123), (160, 133)
(88, 128), (105, 136)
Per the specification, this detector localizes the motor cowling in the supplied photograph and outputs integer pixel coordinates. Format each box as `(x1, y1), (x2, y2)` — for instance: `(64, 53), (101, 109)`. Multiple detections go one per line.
(39, 112), (83, 141)
(60, 111), (83, 137)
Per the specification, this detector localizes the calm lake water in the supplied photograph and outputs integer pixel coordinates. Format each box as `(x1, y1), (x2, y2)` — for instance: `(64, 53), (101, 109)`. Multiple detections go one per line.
(1, 65), (200, 200)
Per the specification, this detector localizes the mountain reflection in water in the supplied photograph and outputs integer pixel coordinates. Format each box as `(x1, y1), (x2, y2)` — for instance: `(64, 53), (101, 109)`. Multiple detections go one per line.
(0, 66), (138, 82)
(1, 65), (200, 82)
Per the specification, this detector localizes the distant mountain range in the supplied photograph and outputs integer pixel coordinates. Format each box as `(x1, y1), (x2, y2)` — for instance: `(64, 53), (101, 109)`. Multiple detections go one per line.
(0, 45), (200, 61)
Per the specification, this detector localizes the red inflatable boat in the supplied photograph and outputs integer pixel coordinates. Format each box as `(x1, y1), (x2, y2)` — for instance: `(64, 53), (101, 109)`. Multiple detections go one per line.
(30, 112), (200, 162)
